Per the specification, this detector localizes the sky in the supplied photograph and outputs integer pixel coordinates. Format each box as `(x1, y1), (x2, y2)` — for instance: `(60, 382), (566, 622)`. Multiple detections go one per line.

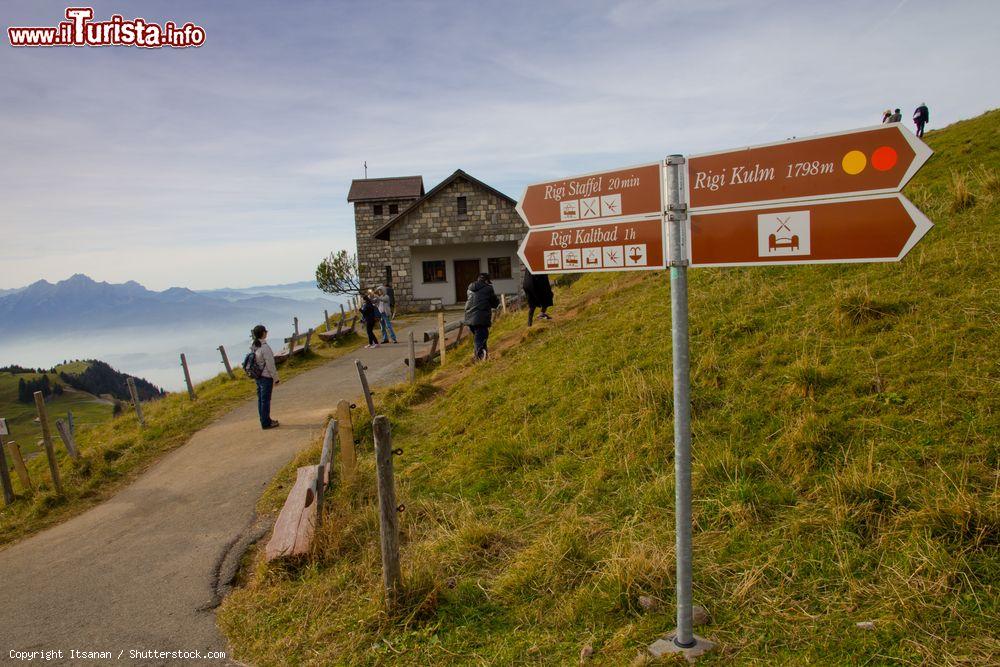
(1, 0), (998, 291)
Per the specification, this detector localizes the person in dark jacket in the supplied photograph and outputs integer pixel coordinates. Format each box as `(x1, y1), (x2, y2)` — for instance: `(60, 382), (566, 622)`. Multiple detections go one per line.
(913, 103), (929, 138)
(522, 270), (554, 326)
(464, 272), (500, 361)
(888, 108), (902, 123)
(360, 292), (380, 348)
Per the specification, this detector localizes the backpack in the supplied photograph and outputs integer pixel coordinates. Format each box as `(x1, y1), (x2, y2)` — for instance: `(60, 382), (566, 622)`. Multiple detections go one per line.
(242, 347), (265, 380)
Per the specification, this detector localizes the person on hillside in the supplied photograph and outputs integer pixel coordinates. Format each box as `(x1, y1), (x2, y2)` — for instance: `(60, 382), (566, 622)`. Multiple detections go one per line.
(522, 269), (553, 326)
(377, 286), (398, 344)
(464, 272), (500, 361)
(250, 324), (279, 430)
(882, 108), (893, 124)
(913, 103), (930, 138)
(360, 292), (380, 348)
(888, 108), (902, 123)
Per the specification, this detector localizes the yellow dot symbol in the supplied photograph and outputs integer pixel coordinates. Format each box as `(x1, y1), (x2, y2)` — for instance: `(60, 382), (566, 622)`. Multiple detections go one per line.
(842, 150), (867, 175)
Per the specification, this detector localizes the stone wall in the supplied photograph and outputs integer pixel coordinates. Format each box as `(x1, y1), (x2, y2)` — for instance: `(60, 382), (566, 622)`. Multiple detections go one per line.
(386, 177), (526, 311)
(353, 198), (418, 289)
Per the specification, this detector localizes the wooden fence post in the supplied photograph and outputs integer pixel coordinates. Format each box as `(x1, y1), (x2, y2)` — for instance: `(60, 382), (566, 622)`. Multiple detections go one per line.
(54, 419), (80, 459)
(373, 415), (402, 609)
(317, 419), (337, 520)
(5, 440), (32, 492)
(336, 399), (357, 484)
(304, 328), (314, 353)
(180, 353), (196, 400)
(126, 377), (145, 428)
(218, 345), (235, 379)
(340, 303), (347, 324)
(324, 309), (330, 330)
(67, 410), (75, 435)
(293, 317), (299, 339)
(33, 391), (62, 495)
(438, 313), (446, 366)
(0, 424), (14, 505)
(408, 331), (416, 383)
(501, 293), (508, 315)
(354, 360), (376, 418)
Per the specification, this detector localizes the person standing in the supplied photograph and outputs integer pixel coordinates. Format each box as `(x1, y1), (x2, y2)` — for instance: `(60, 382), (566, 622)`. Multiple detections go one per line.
(522, 269), (553, 326)
(464, 272), (500, 361)
(888, 108), (902, 123)
(377, 286), (398, 343)
(250, 324), (279, 430)
(882, 108), (893, 124)
(913, 103), (929, 138)
(360, 292), (380, 348)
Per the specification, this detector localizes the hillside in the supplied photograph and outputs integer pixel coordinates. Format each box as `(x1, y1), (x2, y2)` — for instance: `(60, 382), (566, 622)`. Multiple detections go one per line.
(220, 111), (999, 665)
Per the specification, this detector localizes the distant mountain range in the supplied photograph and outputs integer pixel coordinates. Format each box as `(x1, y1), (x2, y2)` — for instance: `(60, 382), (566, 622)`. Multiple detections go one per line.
(0, 274), (341, 337)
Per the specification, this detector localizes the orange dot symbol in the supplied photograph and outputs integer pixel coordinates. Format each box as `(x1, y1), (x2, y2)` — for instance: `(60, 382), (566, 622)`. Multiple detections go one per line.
(872, 146), (898, 171)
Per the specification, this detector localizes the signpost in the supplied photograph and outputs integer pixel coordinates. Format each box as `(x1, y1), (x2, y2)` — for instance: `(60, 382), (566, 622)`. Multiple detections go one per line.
(514, 124), (933, 660)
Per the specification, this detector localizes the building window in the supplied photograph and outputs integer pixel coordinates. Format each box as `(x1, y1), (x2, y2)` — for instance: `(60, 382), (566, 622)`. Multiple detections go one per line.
(488, 256), (512, 280)
(457, 196), (467, 215)
(422, 260), (446, 283)
(389, 203), (398, 215)
(373, 204), (383, 216)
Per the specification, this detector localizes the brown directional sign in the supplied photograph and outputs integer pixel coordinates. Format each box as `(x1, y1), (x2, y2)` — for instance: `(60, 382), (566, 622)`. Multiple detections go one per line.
(517, 218), (665, 274)
(687, 124), (932, 211)
(687, 194), (932, 267)
(516, 163), (662, 228)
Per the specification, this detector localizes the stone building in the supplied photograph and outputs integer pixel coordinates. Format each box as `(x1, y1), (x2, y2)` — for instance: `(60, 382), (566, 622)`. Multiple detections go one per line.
(347, 169), (526, 312)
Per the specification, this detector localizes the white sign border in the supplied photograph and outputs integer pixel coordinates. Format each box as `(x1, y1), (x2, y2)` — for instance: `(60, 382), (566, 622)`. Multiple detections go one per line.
(517, 215), (668, 275)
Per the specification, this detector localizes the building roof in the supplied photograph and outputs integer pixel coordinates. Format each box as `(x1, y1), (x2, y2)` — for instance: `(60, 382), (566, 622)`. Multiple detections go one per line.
(346, 175), (424, 202)
(373, 169), (516, 241)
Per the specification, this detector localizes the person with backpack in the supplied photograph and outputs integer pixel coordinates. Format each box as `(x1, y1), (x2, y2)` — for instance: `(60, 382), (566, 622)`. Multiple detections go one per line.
(522, 269), (553, 326)
(913, 103), (929, 138)
(464, 272), (500, 361)
(246, 324), (279, 429)
(360, 292), (380, 348)
(377, 286), (398, 344)
(888, 108), (902, 123)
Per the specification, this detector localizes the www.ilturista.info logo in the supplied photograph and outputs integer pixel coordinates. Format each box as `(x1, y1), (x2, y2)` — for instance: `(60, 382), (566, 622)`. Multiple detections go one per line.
(8, 7), (205, 48)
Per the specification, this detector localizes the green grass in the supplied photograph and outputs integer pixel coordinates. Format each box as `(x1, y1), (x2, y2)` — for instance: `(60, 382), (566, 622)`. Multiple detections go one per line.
(0, 324), (365, 546)
(219, 111), (1000, 665)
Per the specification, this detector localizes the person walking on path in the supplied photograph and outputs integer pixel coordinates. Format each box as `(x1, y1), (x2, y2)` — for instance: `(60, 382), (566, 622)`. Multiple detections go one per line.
(913, 103), (929, 138)
(250, 324), (279, 429)
(464, 272), (500, 361)
(522, 269), (554, 326)
(377, 286), (398, 344)
(360, 292), (381, 348)
(888, 108), (902, 123)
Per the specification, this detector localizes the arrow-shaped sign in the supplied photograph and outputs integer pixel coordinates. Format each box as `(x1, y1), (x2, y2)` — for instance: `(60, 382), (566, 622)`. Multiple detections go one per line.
(687, 193), (932, 267)
(516, 163), (662, 228)
(517, 218), (665, 274)
(687, 124), (931, 211)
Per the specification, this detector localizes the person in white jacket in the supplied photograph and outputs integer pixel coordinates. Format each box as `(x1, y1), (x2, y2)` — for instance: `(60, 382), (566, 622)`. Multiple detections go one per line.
(251, 324), (280, 429)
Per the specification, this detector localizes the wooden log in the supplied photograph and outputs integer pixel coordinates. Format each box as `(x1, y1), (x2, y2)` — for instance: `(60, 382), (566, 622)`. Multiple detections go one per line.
(54, 419), (80, 460)
(408, 331), (416, 383)
(373, 416), (402, 608)
(218, 345), (235, 379)
(456, 323), (466, 344)
(336, 399), (357, 484)
(264, 465), (321, 561)
(355, 360), (375, 418)
(33, 391), (62, 494)
(4, 440), (31, 492)
(438, 313), (446, 366)
(0, 430), (14, 505)
(423, 320), (463, 342)
(180, 353), (196, 400)
(126, 377), (145, 428)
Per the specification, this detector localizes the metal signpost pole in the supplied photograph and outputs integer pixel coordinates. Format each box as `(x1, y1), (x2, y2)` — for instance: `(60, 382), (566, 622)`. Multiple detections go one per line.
(665, 155), (694, 648)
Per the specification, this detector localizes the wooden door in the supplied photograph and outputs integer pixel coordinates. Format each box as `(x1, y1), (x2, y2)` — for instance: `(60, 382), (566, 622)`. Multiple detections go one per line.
(454, 259), (481, 303)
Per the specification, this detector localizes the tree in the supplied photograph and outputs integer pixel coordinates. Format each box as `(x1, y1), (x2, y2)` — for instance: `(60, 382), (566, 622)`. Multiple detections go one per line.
(316, 250), (363, 296)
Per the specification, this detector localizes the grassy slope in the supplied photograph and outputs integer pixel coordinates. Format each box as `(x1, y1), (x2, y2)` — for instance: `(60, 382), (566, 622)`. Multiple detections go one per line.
(220, 112), (999, 665)
(0, 363), (114, 452)
(0, 325), (365, 546)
